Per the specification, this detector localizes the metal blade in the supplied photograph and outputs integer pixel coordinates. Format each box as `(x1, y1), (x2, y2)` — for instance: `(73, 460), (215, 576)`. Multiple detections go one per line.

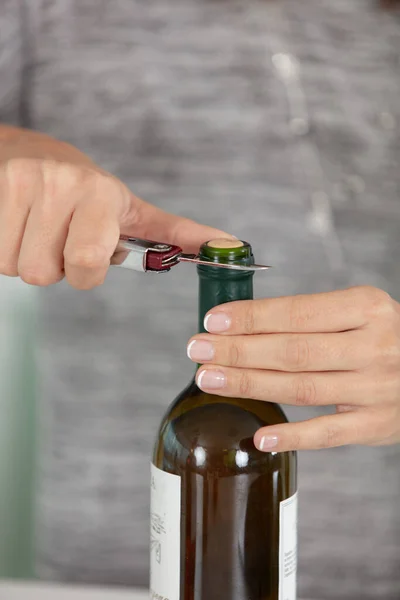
(178, 255), (271, 271)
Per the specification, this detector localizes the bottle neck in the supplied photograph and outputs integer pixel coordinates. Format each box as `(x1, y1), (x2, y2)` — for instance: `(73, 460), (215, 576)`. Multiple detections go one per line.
(198, 269), (254, 333)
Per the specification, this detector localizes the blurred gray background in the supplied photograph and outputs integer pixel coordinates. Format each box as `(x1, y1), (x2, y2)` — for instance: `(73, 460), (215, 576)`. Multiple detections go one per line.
(1, 0), (400, 598)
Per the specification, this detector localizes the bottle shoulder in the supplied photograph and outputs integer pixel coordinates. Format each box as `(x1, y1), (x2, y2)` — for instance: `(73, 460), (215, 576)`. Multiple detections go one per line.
(163, 380), (289, 432)
(154, 381), (296, 475)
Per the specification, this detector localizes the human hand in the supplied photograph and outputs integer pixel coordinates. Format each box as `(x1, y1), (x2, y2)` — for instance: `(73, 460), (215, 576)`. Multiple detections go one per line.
(187, 286), (400, 451)
(0, 125), (230, 289)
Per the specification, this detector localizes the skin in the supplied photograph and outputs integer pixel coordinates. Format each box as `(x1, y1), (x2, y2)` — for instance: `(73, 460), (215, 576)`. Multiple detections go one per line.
(0, 124), (231, 288)
(187, 287), (400, 452)
(1, 126), (399, 453)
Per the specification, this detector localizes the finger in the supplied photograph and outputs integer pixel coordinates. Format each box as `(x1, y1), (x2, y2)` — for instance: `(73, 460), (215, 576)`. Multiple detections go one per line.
(203, 288), (376, 335)
(253, 410), (380, 452)
(0, 159), (35, 276)
(187, 330), (372, 372)
(18, 167), (72, 286)
(64, 203), (120, 289)
(64, 175), (124, 289)
(125, 197), (235, 255)
(195, 367), (381, 407)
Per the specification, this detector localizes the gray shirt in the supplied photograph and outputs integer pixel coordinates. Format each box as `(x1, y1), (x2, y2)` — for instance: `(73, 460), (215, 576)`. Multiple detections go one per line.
(1, 1), (400, 598)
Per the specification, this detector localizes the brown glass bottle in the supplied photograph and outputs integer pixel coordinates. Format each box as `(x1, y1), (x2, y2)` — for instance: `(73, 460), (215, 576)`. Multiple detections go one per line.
(151, 240), (297, 600)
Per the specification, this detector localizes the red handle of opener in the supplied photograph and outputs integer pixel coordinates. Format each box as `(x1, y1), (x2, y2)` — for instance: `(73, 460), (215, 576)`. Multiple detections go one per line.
(145, 244), (182, 271)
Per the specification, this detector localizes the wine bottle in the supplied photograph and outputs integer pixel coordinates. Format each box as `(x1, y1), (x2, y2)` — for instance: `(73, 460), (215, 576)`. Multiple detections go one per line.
(151, 239), (298, 600)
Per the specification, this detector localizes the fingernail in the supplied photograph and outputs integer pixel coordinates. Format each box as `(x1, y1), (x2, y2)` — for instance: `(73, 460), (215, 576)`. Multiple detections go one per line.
(257, 435), (279, 451)
(187, 340), (215, 362)
(204, 312), (231, 333)
(197, 369), (226, 390)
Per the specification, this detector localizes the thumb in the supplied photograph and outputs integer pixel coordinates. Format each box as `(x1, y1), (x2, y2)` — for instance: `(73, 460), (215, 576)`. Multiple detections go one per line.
(123, 197), (236, 254)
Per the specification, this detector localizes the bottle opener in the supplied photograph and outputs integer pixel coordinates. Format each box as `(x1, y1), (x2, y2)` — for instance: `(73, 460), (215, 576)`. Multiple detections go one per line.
(114, 236), (271, 273)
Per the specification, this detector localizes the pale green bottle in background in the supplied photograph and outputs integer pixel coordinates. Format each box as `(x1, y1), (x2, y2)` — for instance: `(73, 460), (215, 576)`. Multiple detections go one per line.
(0, 277), (37, 579)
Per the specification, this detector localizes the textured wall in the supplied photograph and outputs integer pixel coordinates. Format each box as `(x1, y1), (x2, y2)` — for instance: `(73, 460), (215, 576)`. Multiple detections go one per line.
(1, 1), (400, 598)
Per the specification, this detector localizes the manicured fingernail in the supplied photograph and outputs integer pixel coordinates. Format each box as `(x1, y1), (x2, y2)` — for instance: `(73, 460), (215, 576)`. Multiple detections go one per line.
(257, 435), (279, 451)
(204, 312), (231, 333)
(187, 340), (215, 362)
(197, 369), (226, 390)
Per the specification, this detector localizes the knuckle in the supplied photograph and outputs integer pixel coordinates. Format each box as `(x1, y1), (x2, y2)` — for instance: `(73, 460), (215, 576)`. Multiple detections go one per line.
(378, 376), (396, 404)
(238, 372), (253, 398)
(227, 341), (242, 368)
(64, 245), (109, 270)
(242, 304), (256, 334)
(4, 158), (41, 196)
(26, 160), (82, 214)
(320, 424), (342, 449)
(289, 432), (302, 451)
(86, 169), (118, 201)
(362, 335), (383, 368)
(293, 376), (317, 406)
(41, 161), (108, 203)
(357, 286), (395, 321)
(41, 160), (82, 191)
(284, 336), (311, 371)
(288, 296), (313, 330)
(379, 330), (400, 367)
(365, 327), (400, 370)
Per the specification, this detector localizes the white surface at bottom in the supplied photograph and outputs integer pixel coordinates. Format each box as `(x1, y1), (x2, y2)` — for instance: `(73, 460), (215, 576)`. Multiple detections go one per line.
(0, 581), (310, 600)
(0, 581), (147, 600)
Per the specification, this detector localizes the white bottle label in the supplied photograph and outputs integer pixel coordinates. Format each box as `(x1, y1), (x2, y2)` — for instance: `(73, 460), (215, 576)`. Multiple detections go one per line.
(150, 463), (181, 600)
(150, 463), (297, 600)
(279, 491), (298, 600)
